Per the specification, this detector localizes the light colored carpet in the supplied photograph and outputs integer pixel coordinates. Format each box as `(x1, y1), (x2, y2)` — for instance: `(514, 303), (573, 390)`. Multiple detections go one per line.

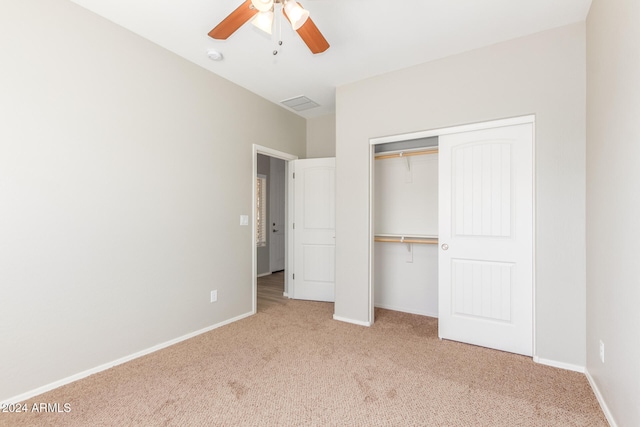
(1, 272), (607, 426)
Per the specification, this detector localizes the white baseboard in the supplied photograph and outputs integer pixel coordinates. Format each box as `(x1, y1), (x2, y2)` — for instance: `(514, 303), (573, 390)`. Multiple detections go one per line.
(283, 292), (289, 297)
(533, 356), (585, 373)
(585, 370), (618, 427)
(333, 314), (371, 327)
(530, 358), (618, 425)
(256, 272), (272, 278)
(1, 311), (254, 405)
(374, 303), (438, 318)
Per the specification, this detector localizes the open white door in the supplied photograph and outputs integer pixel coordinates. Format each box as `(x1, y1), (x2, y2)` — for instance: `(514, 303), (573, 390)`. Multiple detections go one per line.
(438, 123), (533, 356)
(291, 158), (336, 302)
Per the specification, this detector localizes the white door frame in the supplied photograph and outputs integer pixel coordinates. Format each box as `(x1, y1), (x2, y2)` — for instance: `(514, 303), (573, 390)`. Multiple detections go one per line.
(368, 115), (536, 355)
(252, 145), (298, 315)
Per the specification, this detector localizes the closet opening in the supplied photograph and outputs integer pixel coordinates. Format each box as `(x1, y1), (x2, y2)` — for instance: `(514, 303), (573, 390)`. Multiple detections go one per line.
(371, 136), (440, 320)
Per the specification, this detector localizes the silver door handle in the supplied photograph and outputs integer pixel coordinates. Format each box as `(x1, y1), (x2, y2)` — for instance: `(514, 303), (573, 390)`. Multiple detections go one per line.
(441, 243), (449, 250)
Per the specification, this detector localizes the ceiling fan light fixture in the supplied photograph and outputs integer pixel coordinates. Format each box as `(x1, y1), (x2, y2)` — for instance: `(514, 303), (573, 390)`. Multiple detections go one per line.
(251, 10), (274, 34)
(251, 0), (273, 12)
(283, 0), (309, 31)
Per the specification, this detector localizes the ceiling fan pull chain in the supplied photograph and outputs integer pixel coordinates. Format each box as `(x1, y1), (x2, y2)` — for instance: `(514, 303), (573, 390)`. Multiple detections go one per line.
(279, 3), (283, 44)
(273, 3), (283, 55)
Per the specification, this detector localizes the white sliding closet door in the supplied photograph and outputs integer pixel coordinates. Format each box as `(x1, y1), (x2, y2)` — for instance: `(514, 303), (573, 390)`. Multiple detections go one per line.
(438, 123), (533, 356)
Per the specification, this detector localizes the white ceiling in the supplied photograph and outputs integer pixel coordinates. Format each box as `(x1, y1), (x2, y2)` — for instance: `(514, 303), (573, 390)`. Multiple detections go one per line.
(68, 0), (592, 119)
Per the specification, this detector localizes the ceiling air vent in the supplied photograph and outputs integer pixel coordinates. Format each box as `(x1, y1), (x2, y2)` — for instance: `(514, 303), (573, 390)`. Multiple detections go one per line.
(281, 95), (319, 112)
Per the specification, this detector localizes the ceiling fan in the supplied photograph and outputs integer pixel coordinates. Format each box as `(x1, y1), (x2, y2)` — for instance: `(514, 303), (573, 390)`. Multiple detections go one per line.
(208, 0), (329, 54)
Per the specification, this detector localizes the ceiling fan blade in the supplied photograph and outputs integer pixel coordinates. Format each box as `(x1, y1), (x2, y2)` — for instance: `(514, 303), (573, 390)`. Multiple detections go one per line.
(208, 0), (258, 40)
(282, 3), (330, 54)
(296, 17), (330, 54)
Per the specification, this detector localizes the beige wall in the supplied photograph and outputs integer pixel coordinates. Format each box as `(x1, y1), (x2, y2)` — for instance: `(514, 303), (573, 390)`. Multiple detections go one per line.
(306, 113), (336, 158)
(586, 0), (640, 425)
(335, 24), (587, 367)
(0, 0), (305, 401)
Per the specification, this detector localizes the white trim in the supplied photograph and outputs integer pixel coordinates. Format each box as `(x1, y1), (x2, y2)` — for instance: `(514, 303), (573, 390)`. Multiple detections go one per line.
(1, 311), (254, 405)
(370, 115), (536, 145)
(254, 145), (299, 161)
(333, 314), (372, 327)
(257, 272), (272, 278)
(252, 145), (298, 314)
(533, 356), (585, 373)
(585, 369), (619, 427)
(287, 161), (295, 299)
(368, 144), (375, 325)
(531, 122), (537, 358)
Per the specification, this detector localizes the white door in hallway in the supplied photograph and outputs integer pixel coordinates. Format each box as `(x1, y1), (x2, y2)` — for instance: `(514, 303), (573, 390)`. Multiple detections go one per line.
(291, 158), (336, 302)
(438, 123), (533, 356)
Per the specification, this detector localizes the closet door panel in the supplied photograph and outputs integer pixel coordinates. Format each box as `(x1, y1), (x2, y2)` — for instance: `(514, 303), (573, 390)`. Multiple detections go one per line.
(439, 123), (533, 356)
(454, 143), (512, 237)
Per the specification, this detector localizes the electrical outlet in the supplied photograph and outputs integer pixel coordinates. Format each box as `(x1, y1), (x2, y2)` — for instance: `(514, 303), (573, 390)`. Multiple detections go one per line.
(210, 290), (218, 303)
(599, 340), (605, 363)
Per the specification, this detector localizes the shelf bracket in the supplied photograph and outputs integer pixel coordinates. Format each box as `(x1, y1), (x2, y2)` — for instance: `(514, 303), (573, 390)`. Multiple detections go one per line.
(400, 152), (413, 183)
(405, 239), (413, 263)
(399, 152), (411, 171)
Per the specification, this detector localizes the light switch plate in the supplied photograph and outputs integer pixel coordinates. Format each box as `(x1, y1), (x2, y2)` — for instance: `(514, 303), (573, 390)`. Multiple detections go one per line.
(240, 215), (249, 226)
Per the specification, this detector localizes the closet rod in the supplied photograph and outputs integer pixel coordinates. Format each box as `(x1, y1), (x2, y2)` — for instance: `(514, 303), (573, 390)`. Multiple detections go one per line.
(374, 236), (438, 245)
(375, 147), (438, 160)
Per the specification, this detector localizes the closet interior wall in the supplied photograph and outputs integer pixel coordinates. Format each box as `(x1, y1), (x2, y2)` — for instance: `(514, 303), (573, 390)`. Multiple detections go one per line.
(373, 137), (439, 317)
